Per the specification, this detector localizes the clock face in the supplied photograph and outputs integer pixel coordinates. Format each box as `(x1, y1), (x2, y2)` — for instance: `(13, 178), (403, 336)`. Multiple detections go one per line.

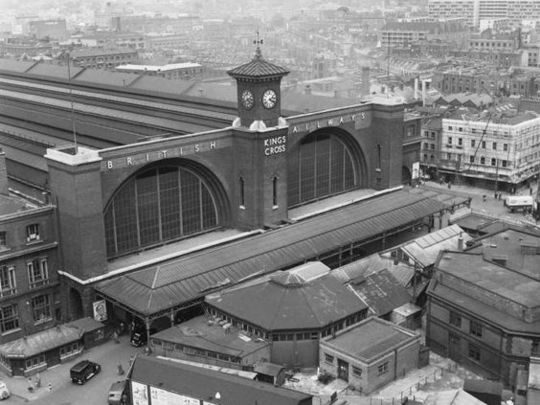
(241, 90), (254, 110)
(262, 89), (277, 109)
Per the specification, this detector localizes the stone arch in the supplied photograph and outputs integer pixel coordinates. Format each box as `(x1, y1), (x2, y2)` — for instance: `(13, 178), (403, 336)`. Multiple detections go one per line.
(69, 288), (84, 321)
(287, 127), (368, 207)
(103, 158), (230, 258)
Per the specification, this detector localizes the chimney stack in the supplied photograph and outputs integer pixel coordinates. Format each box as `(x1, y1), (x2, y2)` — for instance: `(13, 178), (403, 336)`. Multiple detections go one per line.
(0, 148), (9, 195)
(457, 232), (464, 251)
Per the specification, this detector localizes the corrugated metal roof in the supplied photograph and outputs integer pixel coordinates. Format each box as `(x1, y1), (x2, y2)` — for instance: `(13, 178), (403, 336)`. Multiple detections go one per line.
(96, 190), (445, 316)
(349, 269), (411, 316)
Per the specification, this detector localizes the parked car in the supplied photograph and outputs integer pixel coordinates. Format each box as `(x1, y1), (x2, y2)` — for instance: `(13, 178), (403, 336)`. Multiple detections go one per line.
(0, 381), (9, 400)
(70, 360), (101, 384)
(130, 331), (147, 347)
(108, 380), (127, 405)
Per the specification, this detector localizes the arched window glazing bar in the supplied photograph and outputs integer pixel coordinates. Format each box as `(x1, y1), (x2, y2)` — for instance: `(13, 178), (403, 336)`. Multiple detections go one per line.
(288, 131), (359, 207)
(104, 166), (220, 258)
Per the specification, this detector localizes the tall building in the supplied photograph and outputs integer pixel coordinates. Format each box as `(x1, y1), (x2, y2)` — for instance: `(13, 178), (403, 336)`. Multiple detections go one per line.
(439, 111), (540, 187)
(426, 225), (540, 386)
(429, 0), (540, 27)
(0, 150), (62, 344)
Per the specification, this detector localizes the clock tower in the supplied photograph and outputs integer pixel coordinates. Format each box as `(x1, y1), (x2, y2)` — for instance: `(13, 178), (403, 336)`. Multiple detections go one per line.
(228, 45), (289, 129)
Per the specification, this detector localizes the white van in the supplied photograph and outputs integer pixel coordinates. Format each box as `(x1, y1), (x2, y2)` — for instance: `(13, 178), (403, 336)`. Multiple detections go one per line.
(504, 195), (534, 212)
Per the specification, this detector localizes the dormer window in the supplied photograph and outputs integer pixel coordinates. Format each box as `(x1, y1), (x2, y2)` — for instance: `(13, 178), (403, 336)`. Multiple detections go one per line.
(0, 232), (6, 248)
(26, 224), (40, 242)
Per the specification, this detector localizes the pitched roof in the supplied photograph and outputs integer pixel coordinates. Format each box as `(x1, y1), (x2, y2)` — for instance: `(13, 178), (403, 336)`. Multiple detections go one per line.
(227, 48), (289, 79)
(0, 323), (83, 358)
(206, 272), (366, 330)
(130, 356), (312, 405)
(391, 224), (472, 268)
(348, 269), (411, 316)
(95, 190), (445, 316)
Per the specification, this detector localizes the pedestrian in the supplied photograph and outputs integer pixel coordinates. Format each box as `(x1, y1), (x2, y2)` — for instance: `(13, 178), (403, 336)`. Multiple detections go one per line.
(129, 355), (136, 367)
(48, 383), (52, 392)
(35, 372), (41, 388)
(447, 182), (451, 190)
(113, 330), (119, 343)
(117, 362), (125, 375)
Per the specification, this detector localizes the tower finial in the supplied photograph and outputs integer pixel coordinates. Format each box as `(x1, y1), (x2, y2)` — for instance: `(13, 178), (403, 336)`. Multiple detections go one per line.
(253, 30), (263, 60)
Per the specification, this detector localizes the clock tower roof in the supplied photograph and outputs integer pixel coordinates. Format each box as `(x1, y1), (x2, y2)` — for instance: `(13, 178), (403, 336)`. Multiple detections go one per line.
(227, 47), (289, 80)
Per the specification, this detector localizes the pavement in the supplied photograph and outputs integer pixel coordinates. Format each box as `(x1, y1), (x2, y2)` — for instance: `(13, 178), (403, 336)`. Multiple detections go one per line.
(3, 334), (143, 404)
(419, 180), (539, 226)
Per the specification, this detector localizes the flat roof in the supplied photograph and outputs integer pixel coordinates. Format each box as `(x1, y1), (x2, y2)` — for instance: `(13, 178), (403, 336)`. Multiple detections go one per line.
(96, 190), (445, 316)
(116, 63), (202, 72)
(322, 317), (419, 362)
(0, 193), (39, 217)
(151, 315), (268, 357)
(437, 251), (540, 308)
(428, 281), (540, 334)
(467, 228), (540, 280)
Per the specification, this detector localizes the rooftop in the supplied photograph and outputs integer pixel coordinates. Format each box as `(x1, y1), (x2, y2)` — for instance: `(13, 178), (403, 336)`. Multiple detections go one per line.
(437, 251), (540, 308)
(150, 315), (269, 358)
(205, 267), (366, 331)
(322, 317), (419, 362)
(468, 228), (540, 279)
(227, 48), (290, 79)
(116, 62), (202, 72)
(0, 193), (39, 217)
(70, 47), (138, 58)
(129, 356), (312, 405)
(96, 190), (445, 316)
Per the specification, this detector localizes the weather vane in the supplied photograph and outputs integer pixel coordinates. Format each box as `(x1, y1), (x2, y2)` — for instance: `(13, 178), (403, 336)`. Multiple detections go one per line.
(253, 30), (264, 59)
(253, 30), (263, 46)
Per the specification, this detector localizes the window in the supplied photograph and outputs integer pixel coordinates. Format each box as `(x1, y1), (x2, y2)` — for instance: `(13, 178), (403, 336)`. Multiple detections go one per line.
(378, 362), (389, 376)
(352, 366), (363, 377)
(470, 320), (483, 337)
(31, 295), (52, 323)
(104, 167), (221, 258)
(503, 143), (508, 151)
(448, 126), (453, 131)
(469, 156), (475, 163)
(448, 136), (453, 145)
(458, 128), (463, 132)
(502, 160), (507, 168)
(26, 224), (40, 242)
(468, 343), (481, 361)
(491, 158), (497, 166)
(480, 157), (485, 165)
(449, 311), (461, 328)
(471, 139), (476, 148)
(0, 265), (16, 296)
(430, 144), (435, 150)
(272, 177), (278, 207)
(532, 340), (540, 356)
(492, 142), (497, 150)
(60, 342), (80, 357)
(325, 353), (334, 364)
(482, 141), (486, 149)
(458, 138), (463, 146)
(447, 153), (452, 160)
(25, 355), (46, 370)
(240, 177), (245, 207)
(0, 232), (5, 247)
(0, 304), (19, 333)
(27, 258), (49, 288)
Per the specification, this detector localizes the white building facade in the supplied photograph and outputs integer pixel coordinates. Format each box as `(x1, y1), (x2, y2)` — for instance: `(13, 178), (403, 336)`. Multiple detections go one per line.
(439, 114), (540, 186)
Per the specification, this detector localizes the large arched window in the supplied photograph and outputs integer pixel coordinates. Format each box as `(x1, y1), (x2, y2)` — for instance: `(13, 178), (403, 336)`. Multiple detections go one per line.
(288, 132), (358, 207)
(104, 166), (220, 258)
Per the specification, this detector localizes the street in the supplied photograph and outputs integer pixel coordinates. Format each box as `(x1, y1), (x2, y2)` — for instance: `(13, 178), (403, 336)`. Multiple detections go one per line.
(5, 335), (142, 405)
